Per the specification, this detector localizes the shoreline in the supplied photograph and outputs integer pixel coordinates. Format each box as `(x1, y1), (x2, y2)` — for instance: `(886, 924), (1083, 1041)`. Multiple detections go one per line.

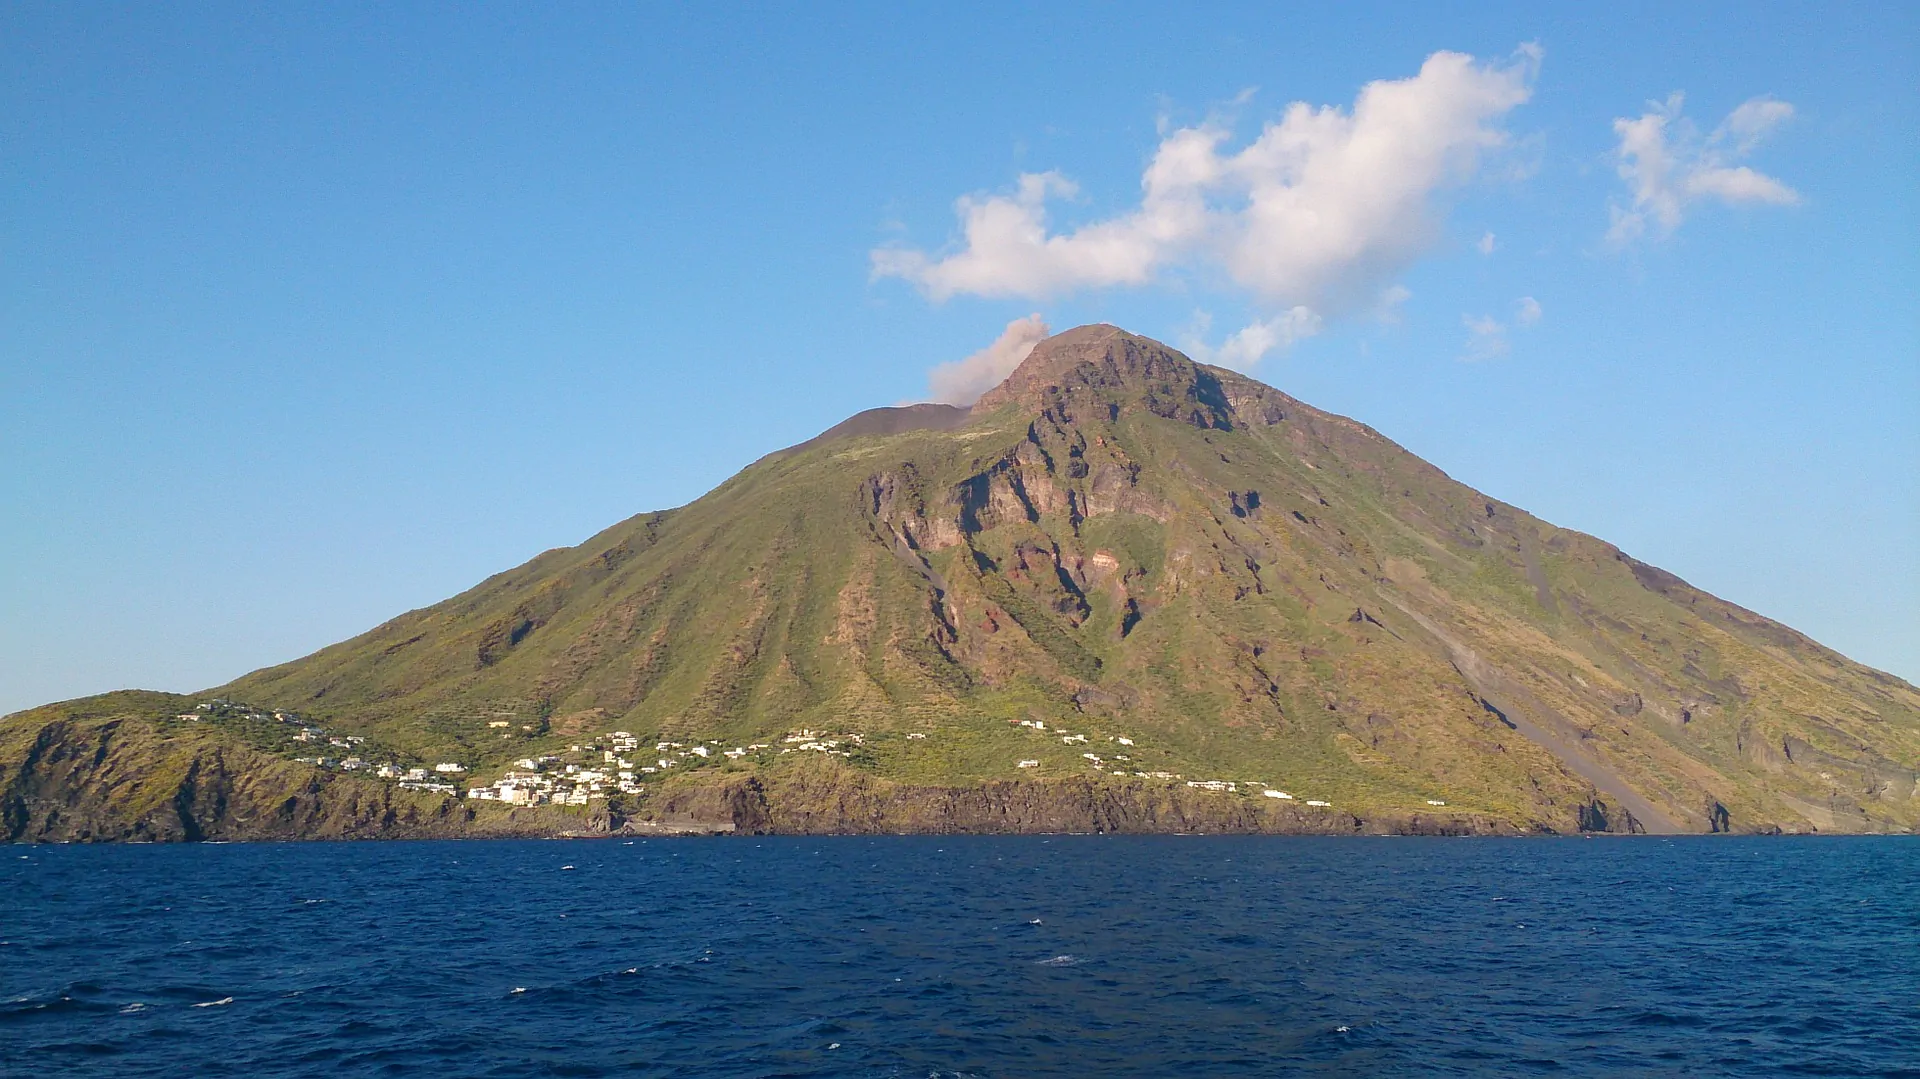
(13, 830), (1914, 846)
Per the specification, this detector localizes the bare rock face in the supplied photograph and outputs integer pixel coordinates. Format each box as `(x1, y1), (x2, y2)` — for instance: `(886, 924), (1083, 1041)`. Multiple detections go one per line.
(658, 770), (1524, 837)
(8, 325), (1919, 840)
(975, 324), (1236, 431)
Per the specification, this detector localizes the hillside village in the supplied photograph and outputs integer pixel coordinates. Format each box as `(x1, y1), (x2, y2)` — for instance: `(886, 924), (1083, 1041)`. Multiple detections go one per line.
(179, 698), (1393, 813)
(176, 698), (476, 794)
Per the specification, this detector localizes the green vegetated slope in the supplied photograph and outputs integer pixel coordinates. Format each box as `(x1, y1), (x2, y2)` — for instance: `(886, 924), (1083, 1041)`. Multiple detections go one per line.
(8, 326), (1916, 837)
(0, 690), (592, 841)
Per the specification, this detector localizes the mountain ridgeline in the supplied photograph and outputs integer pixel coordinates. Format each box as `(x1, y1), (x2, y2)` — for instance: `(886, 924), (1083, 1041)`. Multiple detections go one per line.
(6, 325), (1917, 839)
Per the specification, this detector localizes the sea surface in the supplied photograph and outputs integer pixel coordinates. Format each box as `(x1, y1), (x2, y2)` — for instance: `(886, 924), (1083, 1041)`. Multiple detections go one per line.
(3, 836), (1916, 1077)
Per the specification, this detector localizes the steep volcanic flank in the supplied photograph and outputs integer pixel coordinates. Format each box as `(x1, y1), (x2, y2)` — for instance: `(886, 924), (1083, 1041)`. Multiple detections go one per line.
(6, 326), (1917, 839)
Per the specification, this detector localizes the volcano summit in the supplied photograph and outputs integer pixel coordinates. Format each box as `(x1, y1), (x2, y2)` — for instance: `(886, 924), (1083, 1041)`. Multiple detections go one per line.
(6, 326), (1916, 840)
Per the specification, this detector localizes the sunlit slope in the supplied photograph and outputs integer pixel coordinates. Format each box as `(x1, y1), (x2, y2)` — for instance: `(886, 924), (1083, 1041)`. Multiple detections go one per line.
(0, 690), (590, 842)
(219, 326), (1919, 833)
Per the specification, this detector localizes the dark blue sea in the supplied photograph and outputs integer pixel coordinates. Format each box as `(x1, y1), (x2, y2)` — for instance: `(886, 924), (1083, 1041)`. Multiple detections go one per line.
(4, 837), (1916, 1077)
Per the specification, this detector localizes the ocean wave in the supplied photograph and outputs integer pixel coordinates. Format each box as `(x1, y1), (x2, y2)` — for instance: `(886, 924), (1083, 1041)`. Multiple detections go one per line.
(5, 837), (1913, 1076)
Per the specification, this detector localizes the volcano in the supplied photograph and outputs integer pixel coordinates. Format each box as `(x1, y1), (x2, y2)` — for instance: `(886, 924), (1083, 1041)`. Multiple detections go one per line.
(7, 325), (1916, 840)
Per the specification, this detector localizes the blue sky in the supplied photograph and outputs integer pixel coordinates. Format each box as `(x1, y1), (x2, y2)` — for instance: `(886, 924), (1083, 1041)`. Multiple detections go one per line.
(2, 2), (1914, 713)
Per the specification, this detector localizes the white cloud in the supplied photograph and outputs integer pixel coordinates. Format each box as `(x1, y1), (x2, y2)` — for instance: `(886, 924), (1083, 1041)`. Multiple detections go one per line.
(1718, 96), (1796, 155)
(1375, 284), (1413, 324)
(1183, 307), (1324, 372)
(872, 173), (1166, 301)
(1608, 93), (1799, 244)
(1461, 314), (1509, 362)
(1462, 296), (1542, 361)
(1476, 231), (1497, 255)
(874, 46), (1539, 315)
(926, 314), (1051, 405)
(1685, 166), (1798, 205)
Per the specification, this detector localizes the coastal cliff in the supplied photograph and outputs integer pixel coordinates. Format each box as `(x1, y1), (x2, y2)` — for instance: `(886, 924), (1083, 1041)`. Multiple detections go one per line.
(0, 693), (1745, 841)
(1, 694), (583, 843)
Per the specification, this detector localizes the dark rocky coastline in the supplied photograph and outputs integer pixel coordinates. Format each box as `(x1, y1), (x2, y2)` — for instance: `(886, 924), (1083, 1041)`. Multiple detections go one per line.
(0, 714), (1577, 842)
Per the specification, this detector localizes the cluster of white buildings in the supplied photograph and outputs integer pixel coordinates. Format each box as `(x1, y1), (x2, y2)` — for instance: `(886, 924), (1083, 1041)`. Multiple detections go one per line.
(180, 700), (346, 748)
(1000, 720), (1452, 811)
(295, 754), (468, 788)
(395, 763), (468, 794)
(451, 727), (878, 806)
(210, 697), (1458, 815)
(187, 698), (494, 796)
(183, 699), (463, 786)
(193, 704), (853, 807)
(1186, 778), (1333, 806)
(463, 733), (652, 805)
(458, 727), (835, 806)
(464, 749), (641, 806)
(1010, 724), (1164, 778)
(1189, 780), (1333, 805)
(777, 729), (861, 756)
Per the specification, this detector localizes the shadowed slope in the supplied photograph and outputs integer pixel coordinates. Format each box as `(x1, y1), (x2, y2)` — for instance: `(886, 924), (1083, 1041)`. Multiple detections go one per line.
(781, 402), (973, 456)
